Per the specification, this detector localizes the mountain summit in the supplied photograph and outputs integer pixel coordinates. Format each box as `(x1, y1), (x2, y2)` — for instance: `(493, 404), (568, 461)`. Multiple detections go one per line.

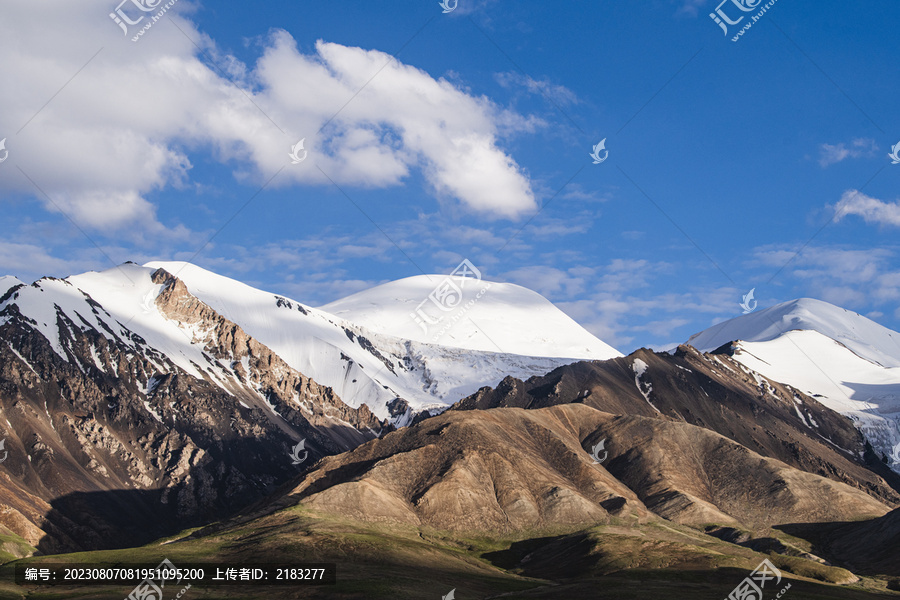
(688, 297), (900, 470)
(688, 297), (900, 367)
(320, 274), (621, 359)
(0, 260), (622, 551)
(144, 261), (620, 420)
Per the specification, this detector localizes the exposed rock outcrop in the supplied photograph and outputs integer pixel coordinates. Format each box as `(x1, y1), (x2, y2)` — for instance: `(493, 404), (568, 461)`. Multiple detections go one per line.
(0, 269), (385, 553)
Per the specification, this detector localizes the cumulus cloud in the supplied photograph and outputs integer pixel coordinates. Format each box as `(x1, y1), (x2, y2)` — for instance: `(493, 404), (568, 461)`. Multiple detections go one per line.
(502, 265), (588, 298)
(557, 286), (736, 350)
(495, 71), (580, 108)
(753, 244), (900, 307)
(833, 190), (900, 227)
(0, 0), (538, 234)
(497, 258), (738, 349)
(0, 241), (108, 283)
(818, 138), (878, 167)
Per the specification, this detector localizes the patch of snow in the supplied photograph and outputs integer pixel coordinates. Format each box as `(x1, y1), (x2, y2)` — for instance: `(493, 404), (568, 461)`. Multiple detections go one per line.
(261, 394), (286, 421)
(632, 358), (659, 413)
(792, 402), (812, 428)
(89, 345), (105, 372)
(142, 400), (163, 423)
(7, 342), (38, 376)
(633, 358), (648, 377)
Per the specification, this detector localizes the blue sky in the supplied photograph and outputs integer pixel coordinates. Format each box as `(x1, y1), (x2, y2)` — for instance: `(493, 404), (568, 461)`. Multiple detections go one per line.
(1, 0), (899, 352)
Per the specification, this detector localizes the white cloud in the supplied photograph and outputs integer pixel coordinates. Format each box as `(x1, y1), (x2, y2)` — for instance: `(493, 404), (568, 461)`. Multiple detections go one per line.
(558, 183), (612, 204)
(0, 1), (538, 235)
(495, 71), (580, 108)
(0, 241), (104, 283)
(834, 190), (900, 227)
(524, 217), (592, 238)
(502, 265), (588, 298)
(753, 244), (900, 308)
(818, 138), (877, 167)
(522, 256), (738, 349)
(633, 318), (690, 338)
(557, 287), (735, 351)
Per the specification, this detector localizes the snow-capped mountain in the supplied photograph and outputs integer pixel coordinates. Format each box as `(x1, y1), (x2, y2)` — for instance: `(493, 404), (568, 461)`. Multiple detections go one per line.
(0, 263), (390, 551)
(5, 264), (225, 383)
(0, 261), (621, 549)
(4, 264), (898, 560)
(113, 261), (621, 421)
(320, 275), (621, 359)
(688, 298), (900, 470)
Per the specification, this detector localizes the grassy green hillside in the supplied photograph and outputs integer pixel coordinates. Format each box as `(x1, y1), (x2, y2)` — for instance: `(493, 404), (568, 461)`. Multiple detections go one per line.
(0, 504), (897, 600)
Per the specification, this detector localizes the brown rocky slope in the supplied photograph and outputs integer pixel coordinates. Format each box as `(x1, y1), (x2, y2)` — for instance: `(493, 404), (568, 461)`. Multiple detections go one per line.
(452, 345), (900, 508)
(236, 404), (890, 537)
(0, 268), (384, 553)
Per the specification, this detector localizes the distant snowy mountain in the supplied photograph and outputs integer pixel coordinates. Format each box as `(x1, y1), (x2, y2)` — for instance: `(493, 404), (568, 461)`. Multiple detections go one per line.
(0, 276), (25, 296)
(145, 262), (620, 421)
(2, 261), (621, 426)
(689, 298), (900, 368)
(3, 264), (215, 381)
(0, 263), (390, 550)
(320, 275), (621, 360)
(688, 298), (900, 470)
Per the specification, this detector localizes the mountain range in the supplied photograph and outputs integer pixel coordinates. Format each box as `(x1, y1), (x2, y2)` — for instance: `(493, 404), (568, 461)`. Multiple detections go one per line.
(689, 298), (900, 472)
(0, 262), (898, 598)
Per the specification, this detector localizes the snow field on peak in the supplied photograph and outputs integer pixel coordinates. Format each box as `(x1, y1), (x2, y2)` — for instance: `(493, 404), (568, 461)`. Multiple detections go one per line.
(2, 264), (264, 402)
(320, 274), (622, 360)
(689, 299), (900, 471)
(0, 276), (25, 297)
(144, 261), (609, 420)
(733, 330), (900, 467)
(689, 298), (900, 368)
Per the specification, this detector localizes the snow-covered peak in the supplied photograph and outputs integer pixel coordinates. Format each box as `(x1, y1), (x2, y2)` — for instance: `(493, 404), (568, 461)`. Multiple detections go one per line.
(143, 261), (610, 419)
(687, 298), (900, 471)
(688, 298), (900, 368)
(320, 274), (621, 360)
(0, 264), (219, 381)
(4, 259), (616, 420)
(0, 275), (25, 297)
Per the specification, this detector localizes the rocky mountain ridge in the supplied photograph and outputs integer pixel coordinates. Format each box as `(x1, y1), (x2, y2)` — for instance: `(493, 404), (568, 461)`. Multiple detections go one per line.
(0, 267), (382, 553)
(451, 345), (900, 507)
